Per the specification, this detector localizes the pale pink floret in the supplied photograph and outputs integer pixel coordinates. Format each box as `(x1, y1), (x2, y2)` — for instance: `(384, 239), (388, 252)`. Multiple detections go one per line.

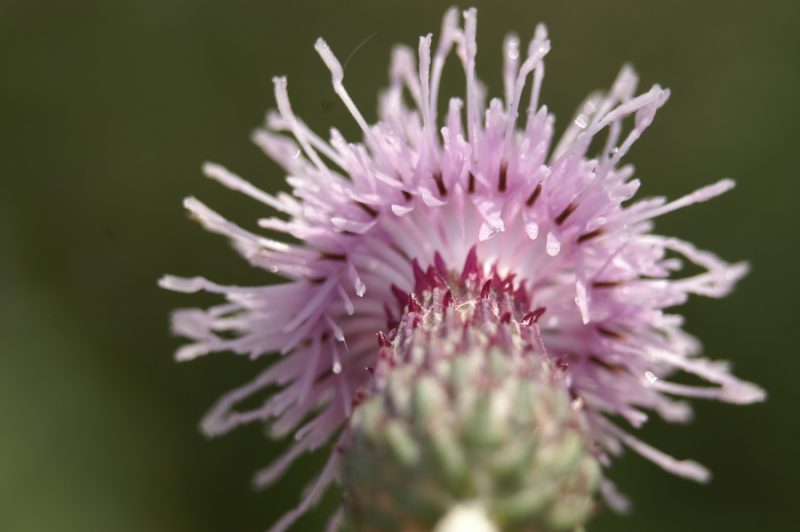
(161, 8), (763, 530)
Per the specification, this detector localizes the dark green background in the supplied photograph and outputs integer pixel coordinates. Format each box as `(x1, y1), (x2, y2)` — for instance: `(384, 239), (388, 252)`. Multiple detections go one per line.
(2, 1), (797, 530)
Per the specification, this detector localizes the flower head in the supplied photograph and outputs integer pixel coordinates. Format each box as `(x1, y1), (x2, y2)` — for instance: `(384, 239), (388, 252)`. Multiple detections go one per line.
(162, 7), (764, 530)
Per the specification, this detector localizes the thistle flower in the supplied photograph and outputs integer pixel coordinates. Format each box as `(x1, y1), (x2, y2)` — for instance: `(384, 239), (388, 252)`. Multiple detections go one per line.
(161, 7), (764, 531)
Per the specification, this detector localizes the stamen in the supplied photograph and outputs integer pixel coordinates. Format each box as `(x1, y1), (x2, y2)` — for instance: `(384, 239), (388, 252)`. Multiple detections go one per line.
(429, 8), (459, 128)
(352, 200), (378, 218)
(525, 183), (542, 207)
(589, 355), (626, 374)
(528, 24), (548, 114)
(320, 251), (347, 261)
(592, 279), (622, 289)
(577, 227), (604, 243)
(461, 8), (480, 144)
(272, 76), (330, 176)
(203, 162), (289, 213)
(504, 32), (550, 145)
(597, 326), (626, 341)
(433, 171), (448, 196)
(599, 419), (711, 483)
(417, 33), (436, 150)
(498, 162), (508, 192)
(555, 201), (577, 225)
(503, 34), (521, 106)
(315, 38), (390, 164)
(630, 179), (736, 225)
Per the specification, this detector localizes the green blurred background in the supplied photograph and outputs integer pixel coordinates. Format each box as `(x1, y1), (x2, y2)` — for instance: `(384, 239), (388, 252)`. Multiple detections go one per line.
(2, 0), (797, 530)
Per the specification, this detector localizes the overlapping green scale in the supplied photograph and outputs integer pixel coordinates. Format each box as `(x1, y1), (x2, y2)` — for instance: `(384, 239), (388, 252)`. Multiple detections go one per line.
(342, 337), (599, 531)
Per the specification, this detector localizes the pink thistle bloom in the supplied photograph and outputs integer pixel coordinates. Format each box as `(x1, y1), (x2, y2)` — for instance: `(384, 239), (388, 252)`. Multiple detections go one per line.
(161, 7), (764, 530)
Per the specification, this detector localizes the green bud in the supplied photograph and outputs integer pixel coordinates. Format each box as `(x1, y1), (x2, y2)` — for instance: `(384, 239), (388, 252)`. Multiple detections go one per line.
(340, 284), (600, 531)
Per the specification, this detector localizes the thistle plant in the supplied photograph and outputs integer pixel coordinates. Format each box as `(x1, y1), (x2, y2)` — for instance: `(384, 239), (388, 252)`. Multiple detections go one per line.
(162, 7), (764, 531)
